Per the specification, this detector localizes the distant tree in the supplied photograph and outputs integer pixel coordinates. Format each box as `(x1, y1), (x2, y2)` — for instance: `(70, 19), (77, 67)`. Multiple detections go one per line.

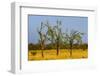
(81, 43), (88, 51)
(28, 43), (34, 50)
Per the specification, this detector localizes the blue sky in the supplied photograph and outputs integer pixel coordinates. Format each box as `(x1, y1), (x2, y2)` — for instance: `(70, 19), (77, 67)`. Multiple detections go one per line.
(28, 15), (88, 44)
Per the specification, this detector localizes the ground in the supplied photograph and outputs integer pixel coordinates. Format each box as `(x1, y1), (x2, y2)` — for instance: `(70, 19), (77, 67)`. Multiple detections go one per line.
(28, 49), (88, 61)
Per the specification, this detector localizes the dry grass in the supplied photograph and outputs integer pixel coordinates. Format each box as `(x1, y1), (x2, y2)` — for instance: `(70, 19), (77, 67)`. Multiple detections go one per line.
(28, 49), (88, 61)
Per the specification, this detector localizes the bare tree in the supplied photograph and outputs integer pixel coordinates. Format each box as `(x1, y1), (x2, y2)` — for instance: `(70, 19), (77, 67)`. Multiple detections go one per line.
(37, 22), (47, 57)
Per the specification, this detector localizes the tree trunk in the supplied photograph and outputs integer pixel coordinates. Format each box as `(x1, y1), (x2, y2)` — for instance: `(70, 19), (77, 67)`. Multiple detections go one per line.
(70, 48), (72, 57)
(70, 41), (73, 57)
(41, 42), (44, 58)
(41, 49), (44, 58)
(56, 38), (59, 56)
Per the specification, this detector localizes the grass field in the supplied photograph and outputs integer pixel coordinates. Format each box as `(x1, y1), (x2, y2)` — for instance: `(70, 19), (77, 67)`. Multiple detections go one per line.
(28, 49), (88, 61)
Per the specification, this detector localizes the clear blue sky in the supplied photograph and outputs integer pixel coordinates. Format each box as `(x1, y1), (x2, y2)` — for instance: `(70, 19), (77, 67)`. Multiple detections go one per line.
(28, 15), (88, 44)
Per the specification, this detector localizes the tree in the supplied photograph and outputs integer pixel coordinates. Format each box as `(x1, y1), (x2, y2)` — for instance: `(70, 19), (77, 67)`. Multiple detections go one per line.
(45, 20), (63, 55)
(44, 21), (56, 49)
(37, 22), (47, 57)
(63, 30), (84, 57)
